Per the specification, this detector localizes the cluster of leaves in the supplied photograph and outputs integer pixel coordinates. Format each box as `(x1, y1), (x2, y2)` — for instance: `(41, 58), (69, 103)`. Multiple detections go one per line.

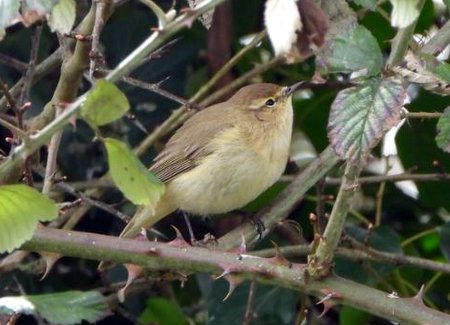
(1, 0), (450, 324)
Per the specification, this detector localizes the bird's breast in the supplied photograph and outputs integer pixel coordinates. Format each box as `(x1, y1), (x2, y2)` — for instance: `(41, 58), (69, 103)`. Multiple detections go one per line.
(167, 110), (293, 216)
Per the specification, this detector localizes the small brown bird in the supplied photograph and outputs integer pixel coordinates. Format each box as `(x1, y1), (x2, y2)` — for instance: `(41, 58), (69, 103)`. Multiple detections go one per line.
(121, 82), (301, 238)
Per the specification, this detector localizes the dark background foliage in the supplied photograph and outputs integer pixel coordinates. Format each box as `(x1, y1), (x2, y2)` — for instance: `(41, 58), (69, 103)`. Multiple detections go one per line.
(1, 0), (450, 324)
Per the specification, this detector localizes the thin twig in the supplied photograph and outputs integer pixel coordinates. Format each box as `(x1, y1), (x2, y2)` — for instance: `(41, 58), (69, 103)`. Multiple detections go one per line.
(374, 157), (389, 226)
(17, 23), (43, 186)
(121, 75), (198, 108)
(281, 172), (450, 184)
(315, 178), (326, 234)
(0, 53), (28, 71)
(402, 112), (443, 119)
(57, 182), (130, 223)
(183, 212), (196, 244)
(424, 272), (443, 293)
(0, 48), (63, 113)
(62, 199), (99, 230)
(42, 106), (63, 195)
(0, 118), (29, 140)
(344, 236), (450, 274)
(35, 178), (113, 191)
(243, 281), (256, 325)
(19, 23), (43, 108)
(35, 167), (130, 222)
(89, 0), (112, 79)
(193, 30), (267, 102)
(304, 194), (371, 226)
(254, 242), (450, 274)
(0, 77), (18, 112)
(142, 38), (180, 65)
(0, 113), (17, 125)
(375, 6), (390, 22)
(401, 228), (437, 247)
(344, 172), (449, 184)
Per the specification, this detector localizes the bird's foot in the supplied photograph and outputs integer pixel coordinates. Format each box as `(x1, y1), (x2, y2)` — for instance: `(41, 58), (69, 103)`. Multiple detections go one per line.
(237, 210), (266, 240)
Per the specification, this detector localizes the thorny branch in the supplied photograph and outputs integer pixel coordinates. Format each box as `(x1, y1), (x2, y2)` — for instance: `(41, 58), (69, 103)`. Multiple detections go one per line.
(18, 227), (450, 325)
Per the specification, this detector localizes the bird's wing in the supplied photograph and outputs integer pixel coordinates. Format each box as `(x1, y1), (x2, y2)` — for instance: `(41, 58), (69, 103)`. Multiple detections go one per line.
(150, 103), (235, 183)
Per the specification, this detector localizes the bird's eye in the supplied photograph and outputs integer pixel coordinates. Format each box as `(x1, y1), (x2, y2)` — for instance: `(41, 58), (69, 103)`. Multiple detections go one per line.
(265, 98), (276, 107)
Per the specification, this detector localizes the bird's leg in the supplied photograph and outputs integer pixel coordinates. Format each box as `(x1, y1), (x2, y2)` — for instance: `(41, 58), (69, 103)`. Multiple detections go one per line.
(182, 211), (197, 245)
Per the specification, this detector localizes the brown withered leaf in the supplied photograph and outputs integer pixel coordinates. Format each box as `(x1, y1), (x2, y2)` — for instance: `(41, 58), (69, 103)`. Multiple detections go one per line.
(392, 50), (450, 95)
(296, 0), (329, 57)
(436, 107), (450, 153)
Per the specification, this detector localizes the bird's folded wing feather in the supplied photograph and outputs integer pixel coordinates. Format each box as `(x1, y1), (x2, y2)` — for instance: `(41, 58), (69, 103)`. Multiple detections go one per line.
(150, 104), (236, 183)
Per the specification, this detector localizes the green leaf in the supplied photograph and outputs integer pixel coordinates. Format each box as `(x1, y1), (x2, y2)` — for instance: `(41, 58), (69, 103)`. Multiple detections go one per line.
(340, 306), (373, 324)
(0, 0), (21, 28)
(434, 62), (450, 83)
(328, 77), (406, 163)
(436, 107), (450, 152)
(47, 0), (76, 34)
(29, 291), (108, 325)
(139, 298), (187, 325)
(207, 281), (298, 325)
(104, 138), (165, 205)
(0, 185), (58, 253)
(318, 24), (383, 76)
(81, 80), (130, 126)
(352, 0), (377, 10)
(368, 226), (403, 254)
(420, 232), (440, 253)
(0, 291), (109, 325)
(335, 226), (403, 284)
(438, 222), (450, 261)
(390, 0), (420, 28)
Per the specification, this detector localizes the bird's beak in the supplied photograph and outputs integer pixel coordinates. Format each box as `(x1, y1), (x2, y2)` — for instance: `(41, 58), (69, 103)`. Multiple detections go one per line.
(284, 81), (304, 97)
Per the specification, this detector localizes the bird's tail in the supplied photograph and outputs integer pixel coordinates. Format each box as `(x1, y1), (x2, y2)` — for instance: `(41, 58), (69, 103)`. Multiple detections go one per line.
(119, 193), (176, 239)
(98, 194), (176, 270)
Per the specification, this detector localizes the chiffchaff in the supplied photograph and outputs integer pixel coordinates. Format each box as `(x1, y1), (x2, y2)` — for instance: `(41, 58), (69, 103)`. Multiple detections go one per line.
(120, 82), (301, 238)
